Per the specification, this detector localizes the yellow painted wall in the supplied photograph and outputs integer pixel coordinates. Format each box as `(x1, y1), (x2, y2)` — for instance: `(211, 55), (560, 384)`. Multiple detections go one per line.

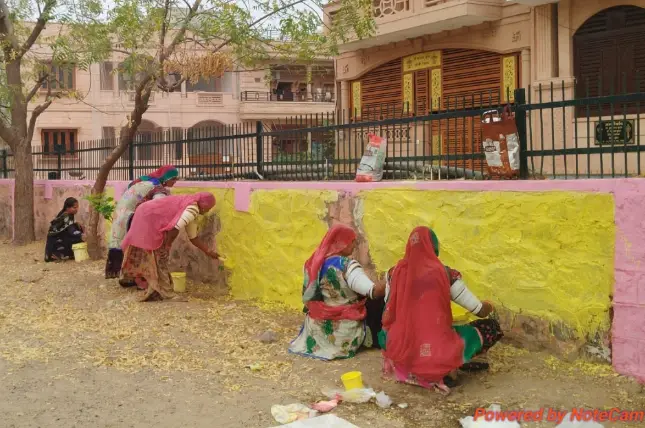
(172, 188), (337, 309)
(107, 186), (615, 338)
(360, 190), (615, 338)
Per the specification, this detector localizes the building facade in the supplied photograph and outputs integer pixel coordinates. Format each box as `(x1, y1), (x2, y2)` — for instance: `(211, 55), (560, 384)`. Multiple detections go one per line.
(326, 0), (645, 176)
(24, 31), (336, 179)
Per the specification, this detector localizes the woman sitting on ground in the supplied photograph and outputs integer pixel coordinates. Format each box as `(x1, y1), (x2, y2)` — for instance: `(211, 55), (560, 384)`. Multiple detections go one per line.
(289, 224), (386, 360)
(105, 165), (179, 281)
(45, 197), (84, 262)
(380, 226), (503, 394)
(120, 192), (219, 302)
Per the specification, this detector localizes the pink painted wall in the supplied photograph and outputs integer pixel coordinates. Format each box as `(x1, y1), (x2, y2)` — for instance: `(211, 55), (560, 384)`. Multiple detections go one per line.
(0, 177), (644, 382)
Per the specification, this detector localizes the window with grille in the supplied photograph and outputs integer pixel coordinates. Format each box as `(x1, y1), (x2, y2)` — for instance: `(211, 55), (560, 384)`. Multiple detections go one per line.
(100, 62), (114, 90)
(42, 129), (77, 155)
(186, 76), (222, 92)
(41, 64), (75, 91)
(574, 6), (645, 116)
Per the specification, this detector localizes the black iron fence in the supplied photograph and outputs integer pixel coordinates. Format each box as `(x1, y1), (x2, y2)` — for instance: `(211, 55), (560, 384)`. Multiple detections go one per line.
(1, 84), (644, 181)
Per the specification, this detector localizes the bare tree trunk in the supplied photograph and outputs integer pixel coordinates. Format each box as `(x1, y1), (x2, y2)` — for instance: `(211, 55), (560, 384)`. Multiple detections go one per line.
(12, 138), (35, 244)
(86, 149), (122, 260)
(87, 95), (148, 260)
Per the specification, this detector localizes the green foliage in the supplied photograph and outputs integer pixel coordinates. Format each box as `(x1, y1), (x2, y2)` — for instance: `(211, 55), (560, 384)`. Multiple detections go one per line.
(85, 193), (116, 221)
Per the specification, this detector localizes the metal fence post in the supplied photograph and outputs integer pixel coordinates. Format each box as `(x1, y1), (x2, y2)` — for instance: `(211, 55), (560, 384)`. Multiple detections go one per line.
(255, 120), (264, 176)
(514, 88), (529, 179)
(128, 137), (135, 181)
(1, 149), (6, 178)
(55, 144), (63, 179)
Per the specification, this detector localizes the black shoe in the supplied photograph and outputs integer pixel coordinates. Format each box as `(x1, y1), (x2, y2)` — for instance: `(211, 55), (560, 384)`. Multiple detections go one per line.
(119, 279), (136, 287)
(460, 362), (490, 372)
(443, 376), (458, 388)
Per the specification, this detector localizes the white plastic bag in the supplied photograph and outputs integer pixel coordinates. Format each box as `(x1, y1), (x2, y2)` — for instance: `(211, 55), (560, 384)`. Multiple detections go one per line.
(459, 404), (521, 428)
(375, 391), (393, 409)
(355, 134), (387, 182)
(271, 403), (317, 424)
(321, 387), (376, 404)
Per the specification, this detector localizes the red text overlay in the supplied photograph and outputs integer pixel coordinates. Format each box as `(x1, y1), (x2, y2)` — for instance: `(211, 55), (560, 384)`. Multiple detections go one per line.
(474, 408), (645, 424)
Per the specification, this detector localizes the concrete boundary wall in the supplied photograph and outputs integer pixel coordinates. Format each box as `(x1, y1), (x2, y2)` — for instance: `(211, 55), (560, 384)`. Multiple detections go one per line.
(0, 178), (643, 382)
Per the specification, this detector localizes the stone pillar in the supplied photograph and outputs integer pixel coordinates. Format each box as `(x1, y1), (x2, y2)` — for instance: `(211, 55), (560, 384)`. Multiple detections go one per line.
(521, 49), (531, 90)
(557, 0), (573, 79)
(306, 65), (313, 101)
(534, 4), (555, 81)
(336, 80), (351, 174)
(340, 80), (350, 124)
(112, 63), (119, 98)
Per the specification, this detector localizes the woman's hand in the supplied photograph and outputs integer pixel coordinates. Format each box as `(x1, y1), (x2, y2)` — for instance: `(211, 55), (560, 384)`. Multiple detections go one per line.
(207, 250), (220, 260)
(477, 300), (494, 318)
(371, 281), (386, 299)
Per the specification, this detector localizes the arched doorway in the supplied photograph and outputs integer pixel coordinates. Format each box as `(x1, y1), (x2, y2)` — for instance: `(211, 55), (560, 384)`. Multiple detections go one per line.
(187, 120), (230, 177)
(134, 119), (162, 161)
(573, 5), (645, 115)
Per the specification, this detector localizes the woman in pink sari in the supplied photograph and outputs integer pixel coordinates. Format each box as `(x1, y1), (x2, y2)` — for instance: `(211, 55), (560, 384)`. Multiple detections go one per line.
(380, 226), (502, 394)
(121, 192), (218, 302)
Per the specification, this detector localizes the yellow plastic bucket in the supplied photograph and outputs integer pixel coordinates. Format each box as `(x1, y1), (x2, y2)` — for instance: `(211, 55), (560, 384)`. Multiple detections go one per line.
(171, 272), (187, 293)
(341, 371), (364, 391)
(72, 243), (89, 262)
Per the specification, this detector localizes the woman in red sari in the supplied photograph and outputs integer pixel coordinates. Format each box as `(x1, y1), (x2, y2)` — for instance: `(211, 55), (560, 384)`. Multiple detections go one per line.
(380, 226), (503, 394)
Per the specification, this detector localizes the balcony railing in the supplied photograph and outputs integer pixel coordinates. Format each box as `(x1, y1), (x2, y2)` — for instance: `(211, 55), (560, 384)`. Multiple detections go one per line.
(240, 91), (335, 103)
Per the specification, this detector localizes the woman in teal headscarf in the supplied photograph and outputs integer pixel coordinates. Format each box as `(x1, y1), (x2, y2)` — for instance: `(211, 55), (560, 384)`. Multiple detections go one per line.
(105, 165), (179, 280)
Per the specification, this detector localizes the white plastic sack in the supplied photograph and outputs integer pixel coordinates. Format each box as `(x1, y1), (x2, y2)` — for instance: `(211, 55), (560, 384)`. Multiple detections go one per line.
(271, 403), (317, 425)
(375, 391), (393, 409)
(355, 134), (387, 182)
(321, 387), (376, 404)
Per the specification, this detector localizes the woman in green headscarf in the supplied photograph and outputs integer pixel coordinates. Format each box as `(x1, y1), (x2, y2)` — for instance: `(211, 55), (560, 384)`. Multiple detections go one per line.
(105, 165), (179, 280)
(380, 227), (502, 394)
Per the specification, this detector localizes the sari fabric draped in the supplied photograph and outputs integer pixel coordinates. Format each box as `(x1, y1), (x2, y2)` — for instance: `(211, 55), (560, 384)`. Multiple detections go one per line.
(382, 226), (464, 382)
(121, 193), (216, 252)
(302, 224), (357, 303)
(44, 212), (83, 262)
(128, 165), (178, 189)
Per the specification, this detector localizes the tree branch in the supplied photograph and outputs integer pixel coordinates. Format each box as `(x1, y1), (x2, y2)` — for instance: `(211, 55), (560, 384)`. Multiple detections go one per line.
(157, 76), (186, 92)
(161, 0), (202, 62)
(27, 80), (55, 143)
(26, 74), (49, 104)
(211, 0), (309, 53)
(0, 0), (20, 52)
(19, 0), (57, 58)
(0, 121), (15, 149)
(159, 0), (170, 54)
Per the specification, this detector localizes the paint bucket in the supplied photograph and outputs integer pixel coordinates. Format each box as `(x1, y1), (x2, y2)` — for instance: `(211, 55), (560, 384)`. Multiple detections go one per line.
(341, 371), (364, 391)
(171, 272), (187, 293)
(72, 243), (89, 262)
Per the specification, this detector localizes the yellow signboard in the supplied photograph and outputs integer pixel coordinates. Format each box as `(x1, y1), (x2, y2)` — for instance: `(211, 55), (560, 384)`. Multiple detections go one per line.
(403, 51), (441, 73)
(431, 68), (442, 110)
(403, 73), (414, 114)
(351, 81), (362, 116)
(502, 56), (516, 103)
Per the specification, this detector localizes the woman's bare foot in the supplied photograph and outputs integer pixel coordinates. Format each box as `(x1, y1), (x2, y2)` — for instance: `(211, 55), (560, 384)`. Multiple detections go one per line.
(139, 290), (162, 302)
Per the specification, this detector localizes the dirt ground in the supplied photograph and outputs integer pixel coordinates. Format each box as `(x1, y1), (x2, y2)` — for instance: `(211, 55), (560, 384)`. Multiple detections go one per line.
(0, 242), (643, 428)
